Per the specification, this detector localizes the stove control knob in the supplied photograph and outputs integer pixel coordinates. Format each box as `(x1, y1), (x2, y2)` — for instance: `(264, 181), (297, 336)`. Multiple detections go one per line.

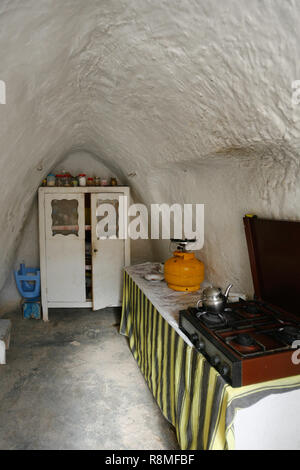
(220, 364), (230, 377)
(190, 333), (199, 345)
(190, 334), (205, 352)
(212, 355), (221, 367)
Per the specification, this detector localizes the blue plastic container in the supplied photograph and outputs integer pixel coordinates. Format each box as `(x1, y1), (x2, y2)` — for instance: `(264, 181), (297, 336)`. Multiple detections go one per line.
(14, 263), (41, 300)
(22, 300), (41, 319)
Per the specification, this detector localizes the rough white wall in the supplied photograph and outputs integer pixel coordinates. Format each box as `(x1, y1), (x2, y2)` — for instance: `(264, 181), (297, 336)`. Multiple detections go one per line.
(0, 0), (300, 307)
(52, 151), (118, 181)
(0, 151), (153, 311)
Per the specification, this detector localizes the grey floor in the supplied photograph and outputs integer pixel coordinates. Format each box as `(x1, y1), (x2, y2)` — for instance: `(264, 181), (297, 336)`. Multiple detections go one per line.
(0, 307), (178, 450)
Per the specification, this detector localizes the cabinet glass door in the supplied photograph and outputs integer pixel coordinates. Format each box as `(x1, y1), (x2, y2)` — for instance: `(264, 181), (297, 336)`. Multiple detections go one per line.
(91, 193), (125, 310)
(45, 193), (86, 303)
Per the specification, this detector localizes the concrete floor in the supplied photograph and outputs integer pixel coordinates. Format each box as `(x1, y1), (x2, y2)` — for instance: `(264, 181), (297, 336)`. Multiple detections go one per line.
(0, 308), (178, 450)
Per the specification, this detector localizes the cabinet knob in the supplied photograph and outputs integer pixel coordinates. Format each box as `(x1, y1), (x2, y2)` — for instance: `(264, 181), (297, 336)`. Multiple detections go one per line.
(93, 249), (98, 253)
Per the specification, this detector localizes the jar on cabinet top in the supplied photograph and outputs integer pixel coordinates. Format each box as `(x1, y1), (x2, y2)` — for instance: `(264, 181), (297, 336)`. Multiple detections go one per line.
(94, 176), (101, 186)
(56, 174), (64, 186)
(78, 174), (86, 186)
(87, 177), (94, 186)
(71, 176), (78, 187)
(63, 174), (72, 187)
(46, 174), (56, 186)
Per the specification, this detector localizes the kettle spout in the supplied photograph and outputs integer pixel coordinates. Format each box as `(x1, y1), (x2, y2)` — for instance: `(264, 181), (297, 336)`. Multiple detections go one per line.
(224, 284), (233, 299)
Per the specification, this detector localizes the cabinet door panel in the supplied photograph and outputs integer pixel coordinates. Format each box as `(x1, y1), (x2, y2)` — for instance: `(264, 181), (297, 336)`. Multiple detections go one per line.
(45, 194), (85, 302)
(91, 193), (125, 310)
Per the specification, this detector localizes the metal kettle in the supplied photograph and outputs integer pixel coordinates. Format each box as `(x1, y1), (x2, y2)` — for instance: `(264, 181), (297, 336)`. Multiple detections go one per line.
(198, 284), (233, 314)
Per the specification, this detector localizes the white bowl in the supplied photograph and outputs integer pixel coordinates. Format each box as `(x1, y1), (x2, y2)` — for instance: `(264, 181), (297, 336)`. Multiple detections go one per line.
(144, 273), (164, 281)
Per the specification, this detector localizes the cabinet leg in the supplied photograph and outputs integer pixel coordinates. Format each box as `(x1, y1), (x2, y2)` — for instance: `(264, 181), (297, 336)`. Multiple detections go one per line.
(42, 304), (49, 322)
(0, 341), (6, 364)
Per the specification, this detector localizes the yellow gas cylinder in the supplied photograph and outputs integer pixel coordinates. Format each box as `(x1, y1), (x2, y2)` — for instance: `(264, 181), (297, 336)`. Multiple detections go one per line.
(164, 251), (205, 292)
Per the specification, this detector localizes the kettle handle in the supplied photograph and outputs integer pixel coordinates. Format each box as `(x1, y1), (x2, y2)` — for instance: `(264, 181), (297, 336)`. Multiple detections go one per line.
(224, 284), (233, 299)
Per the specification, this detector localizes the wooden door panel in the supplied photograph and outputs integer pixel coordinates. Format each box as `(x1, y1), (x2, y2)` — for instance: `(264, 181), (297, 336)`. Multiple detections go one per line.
(91, 193), (125, 310)
(45, 193), (85, 303)
(46, 239), (86, 302)
(92, 239), (124, 309)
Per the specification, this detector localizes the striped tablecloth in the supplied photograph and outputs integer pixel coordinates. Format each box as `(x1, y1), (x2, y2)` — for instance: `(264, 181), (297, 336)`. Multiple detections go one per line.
(120, 264), (300, 450)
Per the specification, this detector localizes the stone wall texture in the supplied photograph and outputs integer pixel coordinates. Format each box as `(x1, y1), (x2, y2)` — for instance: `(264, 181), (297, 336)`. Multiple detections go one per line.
(1, 0), (300, 306)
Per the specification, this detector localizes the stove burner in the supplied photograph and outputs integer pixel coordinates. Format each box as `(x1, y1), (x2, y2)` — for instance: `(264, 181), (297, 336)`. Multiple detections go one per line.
(243, 304), (260, 315)
(283, 326), (300, 337)
(180, 296), (300, 387)
(228, 333), (262, 354)
(235, 333), (255, 347)
(197, 311), (226, 326)
(277, 326), (300, 345)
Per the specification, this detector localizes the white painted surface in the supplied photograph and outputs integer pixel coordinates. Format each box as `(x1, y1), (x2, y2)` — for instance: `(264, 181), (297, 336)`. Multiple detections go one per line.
(0, 319), (11, 365)
(92, 239), (125, 310)
(46, 238), (86, 302)
(47, 301), (92, 308)
(0, 152), (140, 311)
(39, 188), (130, 316)
(0, 1), (300, 313)
(0, 341), (5, 365)
(39, 190), (48, 321)
(52, 151), (118, 181)
(234, 389), (300, 450)
(91, 193), (125, 310)
(44, 193), (86, 303)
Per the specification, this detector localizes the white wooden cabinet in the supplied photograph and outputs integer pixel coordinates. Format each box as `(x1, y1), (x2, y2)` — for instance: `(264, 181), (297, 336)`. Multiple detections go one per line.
(38, 187), (130, 321)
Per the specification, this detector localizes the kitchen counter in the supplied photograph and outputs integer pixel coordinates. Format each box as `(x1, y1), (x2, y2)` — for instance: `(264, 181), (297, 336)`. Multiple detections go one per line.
(120, 263), (300, 450)
(123, 262), (204, 347)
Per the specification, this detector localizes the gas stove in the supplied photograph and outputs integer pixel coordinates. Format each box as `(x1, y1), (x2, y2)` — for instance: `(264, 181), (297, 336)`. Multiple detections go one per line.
(179, 299), (300, 387)
(178, 215), (300, 386)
